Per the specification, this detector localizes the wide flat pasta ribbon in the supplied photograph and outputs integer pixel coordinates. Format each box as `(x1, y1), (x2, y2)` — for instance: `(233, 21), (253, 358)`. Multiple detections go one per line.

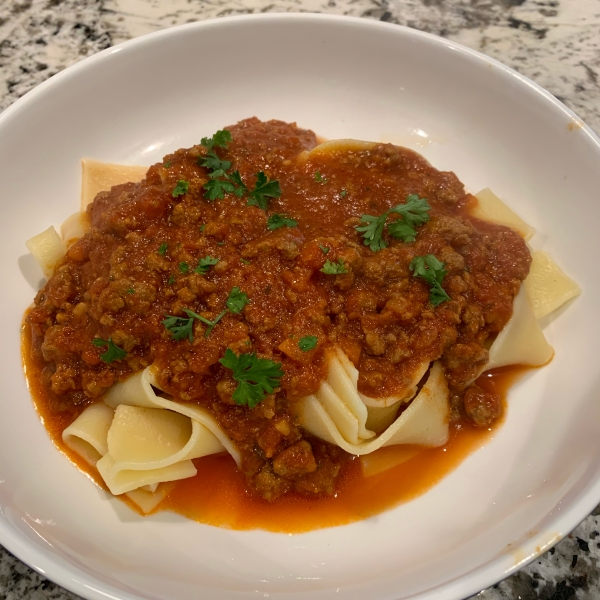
(295, 361), (449, 455)
(62, 366), (240, 512)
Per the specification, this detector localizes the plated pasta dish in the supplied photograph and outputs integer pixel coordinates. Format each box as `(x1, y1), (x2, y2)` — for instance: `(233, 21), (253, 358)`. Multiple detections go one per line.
(22, 119), (579, 531)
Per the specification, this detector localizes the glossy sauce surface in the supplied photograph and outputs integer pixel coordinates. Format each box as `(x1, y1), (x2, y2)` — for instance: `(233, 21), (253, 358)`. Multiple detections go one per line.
(24, 320), (527, 532)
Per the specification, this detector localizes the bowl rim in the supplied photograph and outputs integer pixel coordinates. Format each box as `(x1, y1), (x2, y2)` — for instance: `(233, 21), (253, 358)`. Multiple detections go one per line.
(2, 12), (600, 600)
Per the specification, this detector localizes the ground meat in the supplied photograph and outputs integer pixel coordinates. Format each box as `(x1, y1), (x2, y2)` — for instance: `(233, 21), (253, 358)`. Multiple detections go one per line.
(463, 385), (502, 427)
(26, 118), (530, 502)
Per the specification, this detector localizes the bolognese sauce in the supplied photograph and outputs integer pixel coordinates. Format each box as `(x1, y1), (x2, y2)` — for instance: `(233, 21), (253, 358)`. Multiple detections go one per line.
(24, 118), (531, 506)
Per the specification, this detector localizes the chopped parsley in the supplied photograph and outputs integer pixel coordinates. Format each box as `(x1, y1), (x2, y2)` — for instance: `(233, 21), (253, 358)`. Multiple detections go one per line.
(246, 172), (282, 211)
(226, 287), (249, 313)
(179, 262), (189, 274)
(356, 195), (431, 251)
(203, 176), (236, 201)
(319, 245), (330, 255)
(240, 258), (251, 265)
(126, 288), (135, 295)
(200, 129), (232, 150)
(162, 308), (226, 342)
(167, 274), (176, 285)
(164, 160), (172, 169)
(356, 213), (388, 252)
(409, 254), (451, 306)
(227, 170), (248, 198)
(158, 242), (168, 256)
(298, 336), (318, 352)
(320, 259), (348, 275)
(198, 151), (231, 173)
(91, 337), (127, 363)
(195, 256), (219, 275)
(340, 189), (347, 198)
(388, 195), (432, 243)
(172, 180), (189, 198)
(219, 348), (284, 409)
(267, 214), (298, 230)
(315, 171), (327, 183)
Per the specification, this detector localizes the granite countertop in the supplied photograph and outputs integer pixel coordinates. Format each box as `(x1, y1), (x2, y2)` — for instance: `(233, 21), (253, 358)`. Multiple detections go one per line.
(1, 1), (599, 599)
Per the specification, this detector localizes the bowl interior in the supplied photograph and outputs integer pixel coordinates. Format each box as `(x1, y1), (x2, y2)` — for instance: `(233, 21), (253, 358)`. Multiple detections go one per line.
(1, 14), (599, 600)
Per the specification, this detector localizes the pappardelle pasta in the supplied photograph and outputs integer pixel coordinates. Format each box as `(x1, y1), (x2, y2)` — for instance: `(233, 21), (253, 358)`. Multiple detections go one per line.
(23, 119), (579, 527)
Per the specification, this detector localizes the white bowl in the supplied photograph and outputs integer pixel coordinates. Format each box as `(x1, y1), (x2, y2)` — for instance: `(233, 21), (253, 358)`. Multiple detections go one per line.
(1, 13), (599, 600)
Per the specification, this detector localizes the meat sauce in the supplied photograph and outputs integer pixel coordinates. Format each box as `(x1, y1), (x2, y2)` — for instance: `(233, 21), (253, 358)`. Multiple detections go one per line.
(24, 118), (531, 508)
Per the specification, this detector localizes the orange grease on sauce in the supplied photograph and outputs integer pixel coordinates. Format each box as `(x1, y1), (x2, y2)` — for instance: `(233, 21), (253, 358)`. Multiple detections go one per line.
(23, 322), (529, 533)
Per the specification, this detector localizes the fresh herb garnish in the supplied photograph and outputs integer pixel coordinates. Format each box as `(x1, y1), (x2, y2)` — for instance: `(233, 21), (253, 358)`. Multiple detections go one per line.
(200, 129), (232, 150)
(409, 254), (451, 306)
(319, 245), (330, 255)
(126, 288), (135, 295)
(340, 189), (347, 198)
(321, 259), (348, 275)
(240, 258), (251, 265)
(164, 160), (172, 169)
(315, 171), (327, 183)
(356, 195), (431, 250)
(226, 287), (249, 313)
(91, 337), (127, 363)
(219, 348), (283, 409)
(179, 262), (189, 274)
(195, 256), (219, 275)
(298, 336), (318, 352)
(246, 172), (282, 211)
(227, 170), (248, 198)
(267, 214), (298, 230)
(158, 242), (168, 256)
(388, 195), (432, 243)
(203, 176), (236, 201)
(172, 180), (189, 198)
(167, 274), (176, 285)
(162, 308), (226, 342)
(198, 151), (232, 173)
(356, 213), (389, 252)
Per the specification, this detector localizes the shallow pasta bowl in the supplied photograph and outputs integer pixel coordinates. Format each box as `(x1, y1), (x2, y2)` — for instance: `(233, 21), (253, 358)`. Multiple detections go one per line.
(1, 12), (600, 600)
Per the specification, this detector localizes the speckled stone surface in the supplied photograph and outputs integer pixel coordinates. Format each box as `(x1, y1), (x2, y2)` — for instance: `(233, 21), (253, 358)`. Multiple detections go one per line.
(1, 1), (599, 599)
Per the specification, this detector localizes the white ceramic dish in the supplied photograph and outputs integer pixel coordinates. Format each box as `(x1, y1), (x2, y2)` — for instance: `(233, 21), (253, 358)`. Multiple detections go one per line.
(1, 13), (599, 600)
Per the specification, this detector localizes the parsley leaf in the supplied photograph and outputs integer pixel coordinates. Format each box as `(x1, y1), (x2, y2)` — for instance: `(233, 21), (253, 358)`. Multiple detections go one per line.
(226, 287), (249, 313)
(228, 170), (248, 197)
(162, 308), (225, 342)
(388, 195), (431, 242)
(164, 160), (172, 168)
(340, 189), (347, 198)
(298, 336), (318, 352)
(203, 177), (236, 201)
(158, 242), (168, 256)
(267, 214), (297, 230)
(91, 337), (127, 363)
(126, 288), (135, 295)
(201, 129), (232, 150)
(195, 255), (218, 274)
(409, 254), (451, 306)
(172, 180), (189, 198)
(179, 262), (189, 274)
(319, 245), (330, 255)
(219, 348), (284, 409)
(240, 258), (251, 265)
(246, 172), (282, 211)
(198, 151), (231, 173)
(387, 219), (418, 243)
(356, 213), (388, 252)
(167, 275), (176, 285)
(321, 259), (348, 275)
(356, 195), (431, 249)
(315, 171), (327, 183)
